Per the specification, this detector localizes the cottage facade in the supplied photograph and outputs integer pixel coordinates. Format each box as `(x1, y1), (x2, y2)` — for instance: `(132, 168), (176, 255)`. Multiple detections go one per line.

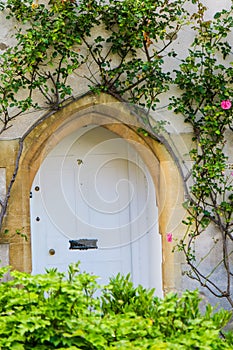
(0, 0), (232, 308)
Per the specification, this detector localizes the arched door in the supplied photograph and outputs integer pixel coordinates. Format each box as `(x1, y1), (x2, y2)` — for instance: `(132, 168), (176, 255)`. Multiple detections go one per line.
(30, 125), (162, 295)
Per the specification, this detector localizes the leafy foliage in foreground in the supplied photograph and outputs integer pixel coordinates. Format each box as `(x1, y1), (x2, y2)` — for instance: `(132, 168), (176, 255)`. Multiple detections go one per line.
(0, 265), (232, 349)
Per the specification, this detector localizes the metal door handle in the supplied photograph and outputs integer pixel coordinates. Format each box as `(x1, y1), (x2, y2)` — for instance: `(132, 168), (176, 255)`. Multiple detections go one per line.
(49, 249), (55, 255)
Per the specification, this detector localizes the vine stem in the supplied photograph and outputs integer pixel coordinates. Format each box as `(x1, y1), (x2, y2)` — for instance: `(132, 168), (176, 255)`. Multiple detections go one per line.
(0, 107), (60, 229)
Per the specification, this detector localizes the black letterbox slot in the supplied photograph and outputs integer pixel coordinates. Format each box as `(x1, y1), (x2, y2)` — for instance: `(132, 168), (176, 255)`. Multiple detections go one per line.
(69, 239), (98, 250)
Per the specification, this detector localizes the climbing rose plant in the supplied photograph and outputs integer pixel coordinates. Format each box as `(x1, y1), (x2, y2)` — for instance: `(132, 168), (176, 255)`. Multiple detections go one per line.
(171, 1), (233, 308)
(0, 0), (232, 308)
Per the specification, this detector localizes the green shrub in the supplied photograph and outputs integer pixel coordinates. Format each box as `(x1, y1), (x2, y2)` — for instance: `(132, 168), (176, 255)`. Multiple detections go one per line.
(0, 264), (232, 349)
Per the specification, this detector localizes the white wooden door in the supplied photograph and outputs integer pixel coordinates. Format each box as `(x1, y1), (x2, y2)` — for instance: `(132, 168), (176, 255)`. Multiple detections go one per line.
(30, 126), (162, 295)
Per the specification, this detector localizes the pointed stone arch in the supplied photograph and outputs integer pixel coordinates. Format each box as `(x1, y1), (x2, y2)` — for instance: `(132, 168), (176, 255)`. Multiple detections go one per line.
(4, 93), (185, 294)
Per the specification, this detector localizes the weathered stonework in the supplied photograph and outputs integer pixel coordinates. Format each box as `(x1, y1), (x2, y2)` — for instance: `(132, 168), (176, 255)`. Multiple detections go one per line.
(0, 93), (186, 295)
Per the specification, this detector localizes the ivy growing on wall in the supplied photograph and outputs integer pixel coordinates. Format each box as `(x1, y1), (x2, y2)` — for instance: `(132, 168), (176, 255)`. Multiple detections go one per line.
(0, 0), (233, 308)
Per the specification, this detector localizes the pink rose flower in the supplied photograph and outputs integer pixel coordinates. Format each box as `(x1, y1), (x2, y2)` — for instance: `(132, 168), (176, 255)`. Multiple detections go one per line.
(221, 100), (232, 110)
(166, 233), (173, 243)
